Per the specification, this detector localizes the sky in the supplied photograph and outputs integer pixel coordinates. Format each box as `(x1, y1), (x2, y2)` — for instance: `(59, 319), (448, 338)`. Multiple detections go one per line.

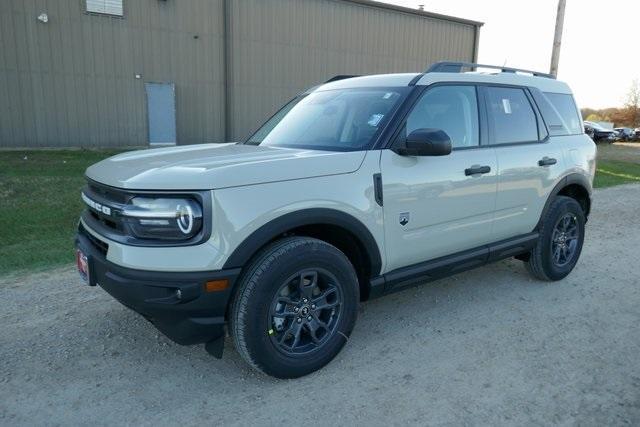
(383, 0), (640, 109)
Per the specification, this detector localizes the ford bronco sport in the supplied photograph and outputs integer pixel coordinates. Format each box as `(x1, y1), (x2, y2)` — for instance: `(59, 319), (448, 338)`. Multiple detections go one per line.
(75, 62), (596, 378)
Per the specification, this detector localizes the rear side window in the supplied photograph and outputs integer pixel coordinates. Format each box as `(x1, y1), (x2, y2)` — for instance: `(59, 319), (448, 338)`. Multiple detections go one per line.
(486, 87), (539, 144)
(545, 93), (583, 135)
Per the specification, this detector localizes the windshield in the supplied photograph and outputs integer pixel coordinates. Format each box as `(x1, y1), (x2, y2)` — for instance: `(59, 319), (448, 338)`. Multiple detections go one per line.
(586, 121), (606, 130)
(246, 88), (409, 151)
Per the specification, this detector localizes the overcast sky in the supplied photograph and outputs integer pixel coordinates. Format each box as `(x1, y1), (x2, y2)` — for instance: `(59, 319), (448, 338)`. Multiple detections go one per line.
(384, 0), (639, 109)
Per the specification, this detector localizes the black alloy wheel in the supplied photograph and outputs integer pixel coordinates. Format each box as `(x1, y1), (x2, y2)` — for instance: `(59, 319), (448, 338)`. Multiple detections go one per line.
(550, 213), (580, 267)
(269, 269), (342, 356)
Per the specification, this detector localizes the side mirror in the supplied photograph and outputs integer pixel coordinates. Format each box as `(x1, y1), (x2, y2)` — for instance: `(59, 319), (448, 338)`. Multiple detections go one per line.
(395, 128), (452, 156)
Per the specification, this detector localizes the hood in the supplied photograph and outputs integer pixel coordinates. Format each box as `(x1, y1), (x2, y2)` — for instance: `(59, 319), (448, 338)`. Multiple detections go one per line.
(85, 143), (366, 190)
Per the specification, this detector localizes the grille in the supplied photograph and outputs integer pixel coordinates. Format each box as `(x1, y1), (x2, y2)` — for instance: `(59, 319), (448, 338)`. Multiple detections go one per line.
(79, 223), (109, 256)
(89, 209), (120, 232)
(88, 181), (129, 204)
(83, 181), (128, 235)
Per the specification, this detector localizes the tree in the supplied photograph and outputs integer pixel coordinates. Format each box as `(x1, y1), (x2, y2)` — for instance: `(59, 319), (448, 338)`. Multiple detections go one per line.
(581, 83), (640, 127)
(625, 79), (640, 127)
(609, 109), (632, 127)
(581, 108), (596, 120)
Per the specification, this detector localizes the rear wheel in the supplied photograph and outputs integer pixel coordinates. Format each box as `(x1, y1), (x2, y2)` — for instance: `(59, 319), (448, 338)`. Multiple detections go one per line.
(526, 196), (585, 281)
(231, 237), (359, 378)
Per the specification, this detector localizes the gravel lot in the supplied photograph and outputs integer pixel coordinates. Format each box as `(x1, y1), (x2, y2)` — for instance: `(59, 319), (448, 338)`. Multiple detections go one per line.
(1, 184), (639, 426)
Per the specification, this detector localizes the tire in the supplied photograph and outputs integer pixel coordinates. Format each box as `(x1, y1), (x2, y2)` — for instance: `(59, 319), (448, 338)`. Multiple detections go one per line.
(230, 236), (359, 378)
(526, 196), (585, 281)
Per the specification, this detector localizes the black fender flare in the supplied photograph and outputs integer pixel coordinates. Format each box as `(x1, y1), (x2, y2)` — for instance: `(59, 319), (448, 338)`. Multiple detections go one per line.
(536, 173), (592, 230)
(222, 208), (382, 276)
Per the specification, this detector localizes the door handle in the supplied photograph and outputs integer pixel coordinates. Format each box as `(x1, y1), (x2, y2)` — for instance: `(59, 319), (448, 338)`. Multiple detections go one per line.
(465, 165), (491, 176)
(538, 157), (557, 166)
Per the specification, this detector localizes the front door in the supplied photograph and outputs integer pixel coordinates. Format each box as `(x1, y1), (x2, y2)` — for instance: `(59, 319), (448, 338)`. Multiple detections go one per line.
(381, 85), (498, 272)
(145, 82), (177, 146)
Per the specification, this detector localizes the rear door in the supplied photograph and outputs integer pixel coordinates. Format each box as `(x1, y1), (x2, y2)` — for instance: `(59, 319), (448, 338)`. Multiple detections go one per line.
(485, 86), (566, 241)
(380, 84), (498, 272)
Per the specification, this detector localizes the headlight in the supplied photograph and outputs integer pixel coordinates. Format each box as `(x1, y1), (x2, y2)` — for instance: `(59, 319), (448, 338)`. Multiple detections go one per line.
(121, 197), (203, 241)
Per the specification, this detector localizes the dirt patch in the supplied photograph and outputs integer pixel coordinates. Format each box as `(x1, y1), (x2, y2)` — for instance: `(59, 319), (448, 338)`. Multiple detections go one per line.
(1, 185), (639, 425)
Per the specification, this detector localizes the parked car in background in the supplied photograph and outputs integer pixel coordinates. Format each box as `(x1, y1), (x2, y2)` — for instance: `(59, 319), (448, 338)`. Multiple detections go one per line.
(584, 121), (616, 142)
(635, 128), (640, 141)
(614, 127), (635, 141)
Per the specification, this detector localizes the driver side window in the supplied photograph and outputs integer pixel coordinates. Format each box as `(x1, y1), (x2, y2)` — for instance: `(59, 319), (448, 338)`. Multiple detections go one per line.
(405, 85), (480, 149)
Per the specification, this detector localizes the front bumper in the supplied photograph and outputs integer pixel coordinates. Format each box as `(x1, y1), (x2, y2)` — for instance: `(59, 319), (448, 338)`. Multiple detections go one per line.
(594, 132), (615, 141)
(75, 224), (241, 346)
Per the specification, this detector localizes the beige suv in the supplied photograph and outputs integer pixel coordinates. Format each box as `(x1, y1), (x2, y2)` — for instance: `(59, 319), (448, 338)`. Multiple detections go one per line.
(76, 62), (596, 378)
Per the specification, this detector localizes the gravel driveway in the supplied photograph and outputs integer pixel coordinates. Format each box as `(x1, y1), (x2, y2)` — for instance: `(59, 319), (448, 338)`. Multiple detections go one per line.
(1, 184), (639, 426)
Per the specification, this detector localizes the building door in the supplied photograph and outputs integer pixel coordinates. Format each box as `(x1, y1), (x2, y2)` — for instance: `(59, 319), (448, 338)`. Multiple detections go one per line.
(145, 83), (177, 145)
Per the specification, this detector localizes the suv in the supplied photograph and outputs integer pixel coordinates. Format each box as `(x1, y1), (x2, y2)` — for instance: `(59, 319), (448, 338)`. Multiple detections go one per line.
(75, 62), (596, 378)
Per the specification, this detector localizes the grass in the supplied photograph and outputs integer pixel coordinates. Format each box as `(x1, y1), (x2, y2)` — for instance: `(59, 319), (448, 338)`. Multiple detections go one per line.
(1, 142), (640, 277)
(594, 160), (640, 188)
(594, 142), (640, 163)
(594, 142), (640, 188)
(0, 150), (122, 277)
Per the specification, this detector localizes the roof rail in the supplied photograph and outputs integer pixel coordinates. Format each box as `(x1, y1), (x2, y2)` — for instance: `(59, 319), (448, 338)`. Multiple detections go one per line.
(324, 75), (360, 83)
(426, 61), (555, 79)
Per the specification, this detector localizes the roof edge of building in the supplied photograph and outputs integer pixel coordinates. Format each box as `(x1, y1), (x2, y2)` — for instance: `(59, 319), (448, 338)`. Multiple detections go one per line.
(337, 0), (484, 27)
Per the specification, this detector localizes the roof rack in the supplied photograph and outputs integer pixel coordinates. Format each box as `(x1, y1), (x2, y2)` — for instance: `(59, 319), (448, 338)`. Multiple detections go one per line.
(426, 61), (555, 79)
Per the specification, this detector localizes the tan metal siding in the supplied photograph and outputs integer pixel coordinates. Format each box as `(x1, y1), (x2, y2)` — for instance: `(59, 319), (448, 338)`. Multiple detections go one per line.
(0, 0), (477, 148)
(0, 0), (225, 148)
(226, 0), (477, 140)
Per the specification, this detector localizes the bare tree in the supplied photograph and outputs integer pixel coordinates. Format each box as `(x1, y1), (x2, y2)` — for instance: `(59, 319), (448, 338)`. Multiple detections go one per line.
(625, 79), (640, 127)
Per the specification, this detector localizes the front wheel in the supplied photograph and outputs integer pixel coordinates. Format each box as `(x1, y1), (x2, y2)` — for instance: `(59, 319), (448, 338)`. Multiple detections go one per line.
(526, 196), (586, 281)
(230, 237), (359, 378)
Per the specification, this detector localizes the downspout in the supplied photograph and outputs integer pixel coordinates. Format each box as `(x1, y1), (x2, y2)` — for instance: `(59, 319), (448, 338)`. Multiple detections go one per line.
(223, 0), (232, 141)
(472, 24), (481, 63)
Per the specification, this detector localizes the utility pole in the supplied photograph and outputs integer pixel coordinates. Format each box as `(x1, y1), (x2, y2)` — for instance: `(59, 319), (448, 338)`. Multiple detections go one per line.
(550, 0), (566, 77)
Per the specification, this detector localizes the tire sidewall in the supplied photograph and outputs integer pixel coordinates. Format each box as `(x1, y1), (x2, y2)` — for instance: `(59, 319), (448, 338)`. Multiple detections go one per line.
(239, 239), (359, 378)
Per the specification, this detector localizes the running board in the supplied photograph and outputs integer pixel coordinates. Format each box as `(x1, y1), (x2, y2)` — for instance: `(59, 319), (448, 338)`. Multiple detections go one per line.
(369, 232), (538, 298)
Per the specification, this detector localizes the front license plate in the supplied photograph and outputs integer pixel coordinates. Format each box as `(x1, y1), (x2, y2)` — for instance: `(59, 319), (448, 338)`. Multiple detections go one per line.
(76, 249), (90, 284)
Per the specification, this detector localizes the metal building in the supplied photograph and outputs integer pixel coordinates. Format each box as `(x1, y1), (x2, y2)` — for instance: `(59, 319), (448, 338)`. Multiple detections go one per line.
(0, 0), (482, 148)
